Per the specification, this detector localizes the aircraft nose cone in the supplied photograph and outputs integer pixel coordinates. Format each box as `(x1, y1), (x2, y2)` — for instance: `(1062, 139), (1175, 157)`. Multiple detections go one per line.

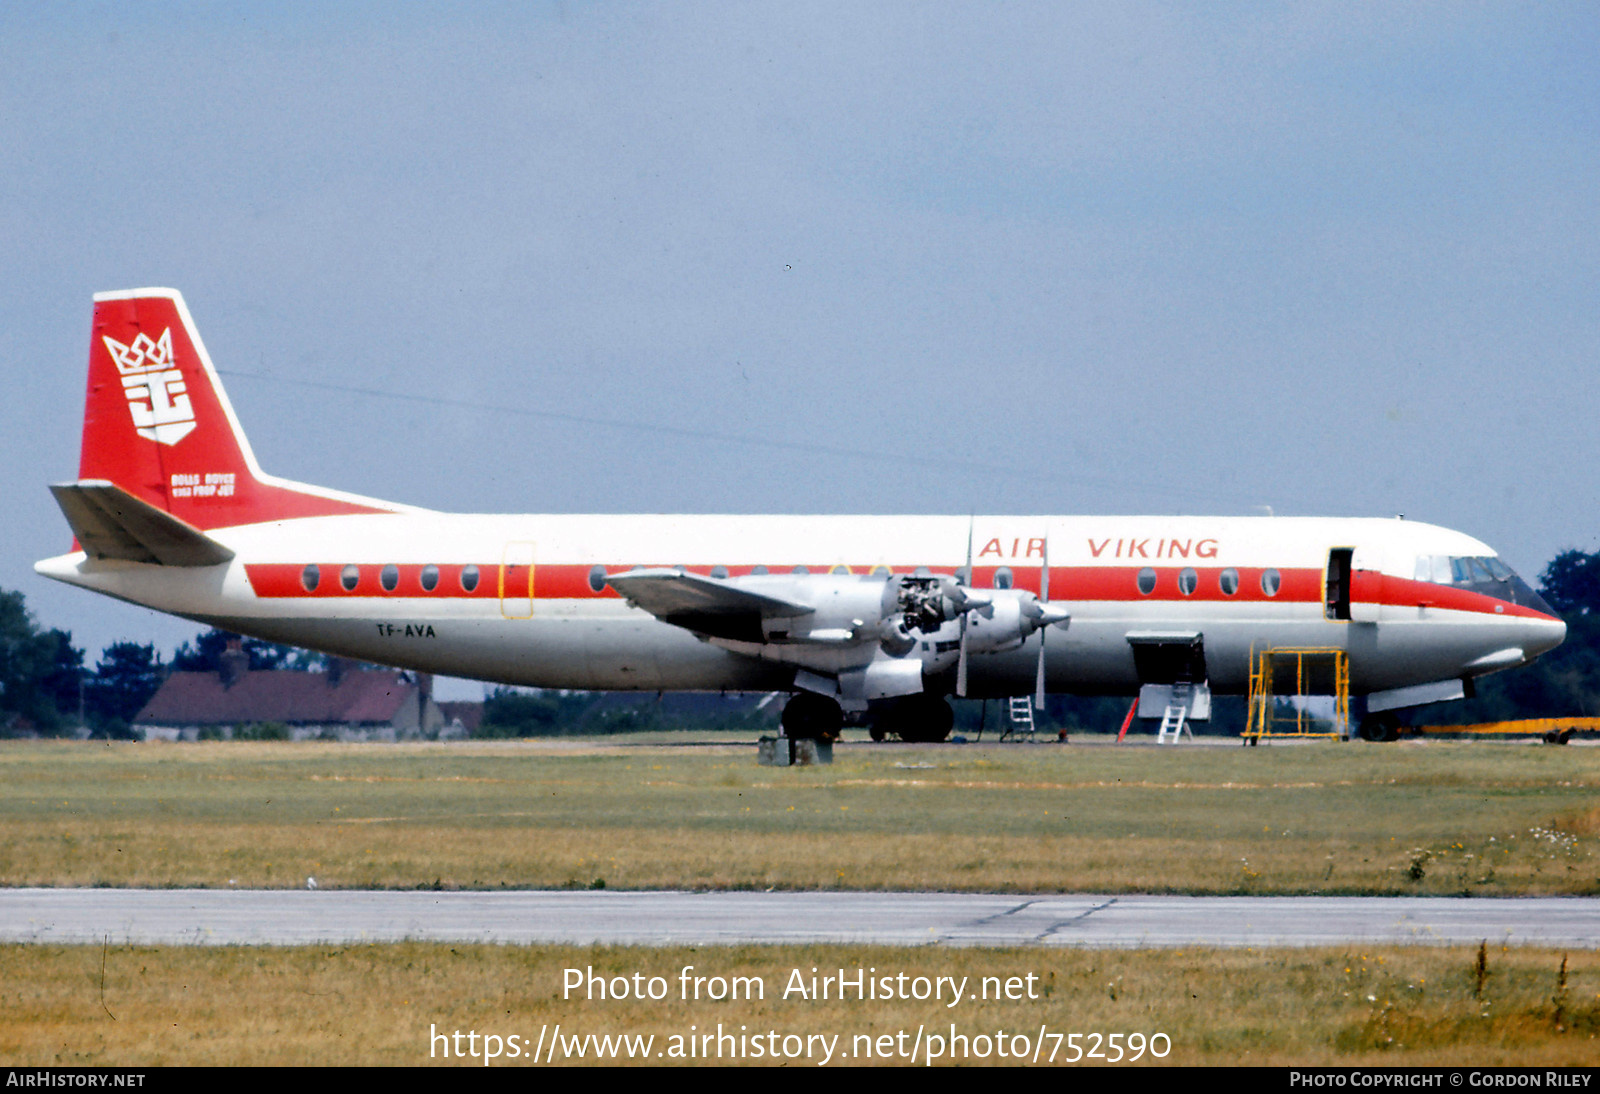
(1525, 615), (1567, 660)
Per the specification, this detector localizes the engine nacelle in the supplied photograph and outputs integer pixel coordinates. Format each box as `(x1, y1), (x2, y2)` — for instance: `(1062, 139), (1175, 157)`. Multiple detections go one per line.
(963, 592), (1036, 655)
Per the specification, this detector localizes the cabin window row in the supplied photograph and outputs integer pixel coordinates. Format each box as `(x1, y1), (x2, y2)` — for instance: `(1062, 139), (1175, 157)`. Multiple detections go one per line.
(1136, 566), (1280, 597)
(299, 562), (1281, 599)
(300, 563), (481, 594)
(584, 564), (1022, 592)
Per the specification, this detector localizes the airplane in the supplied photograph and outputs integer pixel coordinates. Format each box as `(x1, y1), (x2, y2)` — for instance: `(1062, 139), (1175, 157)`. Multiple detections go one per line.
(35, 289), (1567, 743)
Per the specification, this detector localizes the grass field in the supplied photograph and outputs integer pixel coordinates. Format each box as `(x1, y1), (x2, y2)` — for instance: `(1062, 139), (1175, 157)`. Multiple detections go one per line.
(4, 941), (1596, 1066)
(1, 737), (1596, 894)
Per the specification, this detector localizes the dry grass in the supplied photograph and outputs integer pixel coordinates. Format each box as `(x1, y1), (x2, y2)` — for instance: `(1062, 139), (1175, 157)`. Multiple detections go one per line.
(2, 942), (1597, 1066)
(2, 739), (1598, 894)
(5, 740), (1599, 1067)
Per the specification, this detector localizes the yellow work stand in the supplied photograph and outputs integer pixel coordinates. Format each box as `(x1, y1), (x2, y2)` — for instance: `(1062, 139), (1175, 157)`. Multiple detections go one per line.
(1245, 646), (1350, 743)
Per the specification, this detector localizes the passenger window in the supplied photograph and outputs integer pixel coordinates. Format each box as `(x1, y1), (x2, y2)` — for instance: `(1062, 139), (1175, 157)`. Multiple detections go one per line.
(830, 564), (850, 575)
(751, 565), (769, 576)
(1219, 568), (1239, 596)
(994, 567), (1014, 590)
(1178, 568), (1198, 595)
(380, 564), (399, 592)
(1137, 567), (1156, 595)
(421, 564), (440, 592)
(710, 565), (729, 579)
(461, 564), (480, 593)
(588, 564), (607, 592)
(340, 564), (359, 592)
(792, 565), (810, 575)
(301, 564), (320, 592)
(1261, 568), (1281, 597)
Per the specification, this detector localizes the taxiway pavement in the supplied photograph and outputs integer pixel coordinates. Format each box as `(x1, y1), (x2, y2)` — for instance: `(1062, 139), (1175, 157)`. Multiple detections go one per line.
(2, 889), (1595, 948)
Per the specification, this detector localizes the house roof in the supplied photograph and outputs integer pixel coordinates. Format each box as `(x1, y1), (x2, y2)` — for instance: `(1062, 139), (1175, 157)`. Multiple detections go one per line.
(134, 669), (419, 726)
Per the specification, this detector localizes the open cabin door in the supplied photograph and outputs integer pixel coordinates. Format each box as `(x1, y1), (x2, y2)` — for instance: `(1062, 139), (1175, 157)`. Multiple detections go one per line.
(1325, 548), (1353, 620)
(1328, 545), (1381, 623)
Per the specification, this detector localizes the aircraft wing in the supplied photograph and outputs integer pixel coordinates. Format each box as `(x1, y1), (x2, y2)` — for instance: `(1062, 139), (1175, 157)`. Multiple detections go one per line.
(605, 568), (812, 620)
(49, 480), (235, 567)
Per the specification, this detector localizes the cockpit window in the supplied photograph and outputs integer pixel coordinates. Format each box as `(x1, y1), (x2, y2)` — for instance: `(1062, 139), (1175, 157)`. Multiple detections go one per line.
(1422, 555), (1517, 588)
(1416, 555), (1453, 584)
(1414, 553), (1559, 617)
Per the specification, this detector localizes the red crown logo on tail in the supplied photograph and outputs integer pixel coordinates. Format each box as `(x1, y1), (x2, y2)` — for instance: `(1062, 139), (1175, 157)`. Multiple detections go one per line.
(101, 328), (196, 445)
(78, 289), (402, 531)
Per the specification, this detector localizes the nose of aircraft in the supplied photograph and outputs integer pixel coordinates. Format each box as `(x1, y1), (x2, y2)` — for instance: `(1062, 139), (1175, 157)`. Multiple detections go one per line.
(1524, 613), (1567, 660)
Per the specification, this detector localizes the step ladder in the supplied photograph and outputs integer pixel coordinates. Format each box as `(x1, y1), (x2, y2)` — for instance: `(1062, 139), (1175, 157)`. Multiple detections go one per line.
(1157, 683), (1195, 744)
(1001, 696), (1037, 741)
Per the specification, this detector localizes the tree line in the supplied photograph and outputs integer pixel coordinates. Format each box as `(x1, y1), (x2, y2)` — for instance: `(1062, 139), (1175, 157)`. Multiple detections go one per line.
(0, 596), (320, 738)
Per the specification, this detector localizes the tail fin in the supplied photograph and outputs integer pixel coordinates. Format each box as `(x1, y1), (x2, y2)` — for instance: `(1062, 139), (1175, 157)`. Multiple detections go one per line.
(80, 289), (398, 531)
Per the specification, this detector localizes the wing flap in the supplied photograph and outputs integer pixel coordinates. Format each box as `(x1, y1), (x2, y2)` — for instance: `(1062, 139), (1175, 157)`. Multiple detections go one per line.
(50, 480), (235, 567)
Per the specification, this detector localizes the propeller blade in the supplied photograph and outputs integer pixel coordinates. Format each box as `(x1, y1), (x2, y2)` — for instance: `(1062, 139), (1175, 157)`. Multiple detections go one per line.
(957, 615), (969, 697)
(1034, 536), (1048, 710)
(957, 514), (974, 697)
(1040, 535), (1049, 603)
(1034, 637), (1046, 711)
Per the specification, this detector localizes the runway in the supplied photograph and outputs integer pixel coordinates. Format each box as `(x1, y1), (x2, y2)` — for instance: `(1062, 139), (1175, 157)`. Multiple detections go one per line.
(2, 889), (1596, 948)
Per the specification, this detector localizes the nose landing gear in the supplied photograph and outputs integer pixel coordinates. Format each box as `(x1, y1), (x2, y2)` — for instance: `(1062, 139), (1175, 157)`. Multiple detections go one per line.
(1358, 712), (1403, 742)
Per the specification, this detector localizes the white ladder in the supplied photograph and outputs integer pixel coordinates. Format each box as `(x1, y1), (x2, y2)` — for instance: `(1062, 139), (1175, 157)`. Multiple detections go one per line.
(1157, 683), (1194, 743)
(1003, 696), (1037, 741)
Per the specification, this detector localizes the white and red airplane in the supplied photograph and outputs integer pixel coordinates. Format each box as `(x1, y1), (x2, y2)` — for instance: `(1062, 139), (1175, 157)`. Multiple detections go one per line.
(36, 289), (1566, 741)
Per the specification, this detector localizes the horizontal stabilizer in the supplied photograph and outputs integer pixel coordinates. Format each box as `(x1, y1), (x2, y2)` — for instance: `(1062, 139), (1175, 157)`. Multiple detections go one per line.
(50, 480), (235, 567)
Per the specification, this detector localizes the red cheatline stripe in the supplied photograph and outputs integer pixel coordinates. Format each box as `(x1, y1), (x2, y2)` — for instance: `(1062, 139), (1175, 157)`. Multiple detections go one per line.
(241, 563), (1555, 620)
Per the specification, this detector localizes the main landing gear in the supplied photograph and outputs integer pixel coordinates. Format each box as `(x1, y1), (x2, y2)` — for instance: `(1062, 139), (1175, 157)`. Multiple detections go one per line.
(780, 692), (956, 743)
(781, 691), (843, 742)
(868, 694), (954, 743)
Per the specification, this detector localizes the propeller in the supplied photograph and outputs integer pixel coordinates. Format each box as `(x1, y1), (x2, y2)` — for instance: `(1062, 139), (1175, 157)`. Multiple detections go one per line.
(1034, 538), (1048, 709)
(956, 517), (973, 697)
(1028, 537), (1071, 710)
(954, 522), (1066, 704)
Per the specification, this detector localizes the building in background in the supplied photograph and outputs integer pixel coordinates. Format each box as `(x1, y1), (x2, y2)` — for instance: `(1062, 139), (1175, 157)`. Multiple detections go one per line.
(135, 643), (450, 741)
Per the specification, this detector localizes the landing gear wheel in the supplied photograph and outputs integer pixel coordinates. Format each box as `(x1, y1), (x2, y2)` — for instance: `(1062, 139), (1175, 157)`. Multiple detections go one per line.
(896, 694), (954, 743)
(1359, 713), (1402, 742)
(868, 723), (887, 742)
(781, 692), (843, 742)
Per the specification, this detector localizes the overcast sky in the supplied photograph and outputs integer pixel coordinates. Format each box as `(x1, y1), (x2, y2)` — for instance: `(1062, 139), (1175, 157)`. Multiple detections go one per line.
(3, 3), (1596, 695)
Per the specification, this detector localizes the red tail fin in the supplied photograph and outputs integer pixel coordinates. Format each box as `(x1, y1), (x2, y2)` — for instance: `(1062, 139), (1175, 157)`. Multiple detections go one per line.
(81, 289), (398, 531)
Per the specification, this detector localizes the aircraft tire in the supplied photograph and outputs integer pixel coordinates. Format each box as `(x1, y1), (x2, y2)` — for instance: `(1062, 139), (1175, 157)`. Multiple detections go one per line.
(1359, 713), (1401, 742)
(896, 695), (954, 743)
(782, 692), (844, 742)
